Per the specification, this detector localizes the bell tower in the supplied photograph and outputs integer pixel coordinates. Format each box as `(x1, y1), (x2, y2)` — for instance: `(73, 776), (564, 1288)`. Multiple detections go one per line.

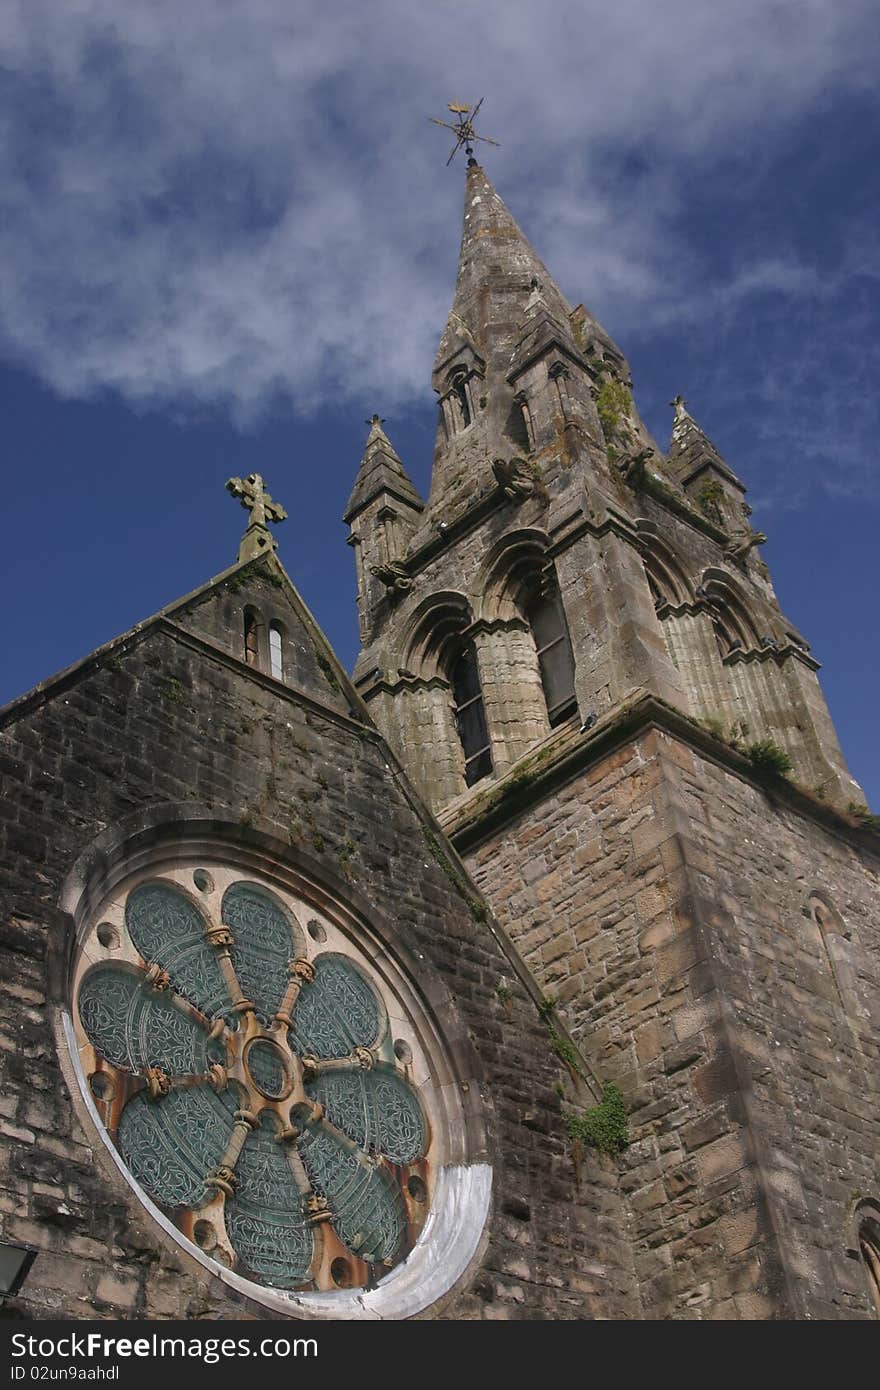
(343, 140), (879, 1322)
(346, 156), (861, 814)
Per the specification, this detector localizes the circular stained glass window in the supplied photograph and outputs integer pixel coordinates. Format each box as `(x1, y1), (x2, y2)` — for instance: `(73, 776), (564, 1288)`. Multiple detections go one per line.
(71, 865), (436, 1297)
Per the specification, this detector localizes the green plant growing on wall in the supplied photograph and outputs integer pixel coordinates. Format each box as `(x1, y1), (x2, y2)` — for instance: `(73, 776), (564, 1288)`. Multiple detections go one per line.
(744, 739), (793, 777)
(495, 978), (513, 1009)
(161, 676), (187, 705)
(567, 1084), (629, 1158)
(337, 838), (358, 878)
(697, 478), (725, 523)
(847, 802), (880, 831)
(596, 379), (631, 439)
(538, 996), (586, 1080)
(316, 651), (341, 693)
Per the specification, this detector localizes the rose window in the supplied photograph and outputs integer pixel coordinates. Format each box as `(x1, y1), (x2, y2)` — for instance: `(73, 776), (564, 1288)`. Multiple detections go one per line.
(72, 867), (435, 1296)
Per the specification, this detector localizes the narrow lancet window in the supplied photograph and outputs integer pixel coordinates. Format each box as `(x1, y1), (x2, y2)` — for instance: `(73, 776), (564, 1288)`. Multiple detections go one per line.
(269, 624), (283, 681)
(452, 371), (472, 430)
(528, 584), (577, 726)
(244, 611), (260, 668)
(857, 1207), (880, 1316)
(450, 643), (492, 786)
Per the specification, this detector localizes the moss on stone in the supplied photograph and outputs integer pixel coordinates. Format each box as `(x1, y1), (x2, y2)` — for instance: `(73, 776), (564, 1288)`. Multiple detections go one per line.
(596, 379), (631, 438)
(316, 651), (341, 693)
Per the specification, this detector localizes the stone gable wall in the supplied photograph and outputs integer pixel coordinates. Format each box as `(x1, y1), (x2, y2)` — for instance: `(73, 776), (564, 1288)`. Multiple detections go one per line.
(0, 622), (637, 1320)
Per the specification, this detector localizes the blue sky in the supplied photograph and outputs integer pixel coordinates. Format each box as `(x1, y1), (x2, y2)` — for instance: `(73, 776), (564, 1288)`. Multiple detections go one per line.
(1, 1), (879, 805)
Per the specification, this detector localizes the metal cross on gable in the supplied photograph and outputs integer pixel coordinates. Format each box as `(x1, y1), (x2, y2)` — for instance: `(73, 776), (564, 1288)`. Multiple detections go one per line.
(430, 98), (500, 166)
(226, 472), (287, 562)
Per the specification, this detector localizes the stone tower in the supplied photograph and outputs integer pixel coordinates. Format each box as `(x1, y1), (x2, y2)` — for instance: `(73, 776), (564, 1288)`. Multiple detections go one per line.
(346, 159), (880, 1318)
(0, 154), (877, 1326)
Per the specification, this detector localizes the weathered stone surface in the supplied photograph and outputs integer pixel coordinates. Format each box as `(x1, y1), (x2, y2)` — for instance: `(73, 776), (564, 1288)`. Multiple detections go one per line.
(460, 722), (879, 1319)
(0, 571), (638, 1321)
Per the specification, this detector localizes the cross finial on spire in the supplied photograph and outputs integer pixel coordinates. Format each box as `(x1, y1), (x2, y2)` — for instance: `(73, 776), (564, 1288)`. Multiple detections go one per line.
(226, 472), (287, 563)
(430, 98), (500, 167)
(670, 394), (692, 426)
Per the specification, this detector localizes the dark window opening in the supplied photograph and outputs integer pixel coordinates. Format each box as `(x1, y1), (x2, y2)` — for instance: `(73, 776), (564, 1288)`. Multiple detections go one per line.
(859, 1216), (880, 1316)
(450, 643), (492, 786)
(452, 373), (472, 429)
(244, 612), (259, 668)
(507, 394), (532, 451)
(528, 585), (577, 726)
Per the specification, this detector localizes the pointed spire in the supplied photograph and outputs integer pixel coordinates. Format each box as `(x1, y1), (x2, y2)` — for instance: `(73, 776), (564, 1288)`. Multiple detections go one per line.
(417, 161), (646, 525)
(666, 395), (744, 491)
(433, 162), (574, 383)
(343, 415), (424, 523)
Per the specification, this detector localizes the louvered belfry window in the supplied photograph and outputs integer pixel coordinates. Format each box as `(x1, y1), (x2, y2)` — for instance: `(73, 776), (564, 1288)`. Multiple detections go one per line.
(528, 584), (577, 726)
(450, 643), (492, 786)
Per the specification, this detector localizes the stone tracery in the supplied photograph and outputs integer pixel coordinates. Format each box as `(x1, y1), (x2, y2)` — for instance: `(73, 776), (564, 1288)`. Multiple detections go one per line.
(74, 873), (430, 1295)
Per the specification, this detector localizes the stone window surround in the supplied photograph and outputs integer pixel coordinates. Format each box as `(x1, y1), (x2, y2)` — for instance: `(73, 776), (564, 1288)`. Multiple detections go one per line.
(55, 817), (492, 1320)
(852, 1199), (880, 1317)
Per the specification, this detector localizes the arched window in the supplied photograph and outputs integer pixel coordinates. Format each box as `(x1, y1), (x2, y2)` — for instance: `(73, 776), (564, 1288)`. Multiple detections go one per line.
(451, 370), (472, 430)
(807, 890), (857, 1017)
(66, 847), (488, 1313)
(268, 623), (283, 681)
(450, 642), (492, 786)
(855, 1203), (880, 1316)
(243, 610), (260, 668)
(527, 584), (577, 726)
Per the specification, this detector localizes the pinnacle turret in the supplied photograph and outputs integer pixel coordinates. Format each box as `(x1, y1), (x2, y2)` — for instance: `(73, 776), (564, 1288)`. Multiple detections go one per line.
(343, 415), (424, 524)
(666, 395), (747, 529)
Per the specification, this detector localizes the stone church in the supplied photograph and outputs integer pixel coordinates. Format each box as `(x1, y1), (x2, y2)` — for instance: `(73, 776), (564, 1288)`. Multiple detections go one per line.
(1, 153), (878, 1322)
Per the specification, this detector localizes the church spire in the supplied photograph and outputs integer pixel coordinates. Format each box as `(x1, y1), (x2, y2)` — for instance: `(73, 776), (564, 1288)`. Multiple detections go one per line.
(344, 415), (424, 644)
(666, 394), (748, 531)
(344, 414), (423, 524)
(433, 161), (573, 383)
(425, 162), (633, 519)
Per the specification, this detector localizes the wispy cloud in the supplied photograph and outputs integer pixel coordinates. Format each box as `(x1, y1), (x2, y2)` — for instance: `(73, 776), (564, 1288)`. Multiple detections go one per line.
(0, 0), (877, 457)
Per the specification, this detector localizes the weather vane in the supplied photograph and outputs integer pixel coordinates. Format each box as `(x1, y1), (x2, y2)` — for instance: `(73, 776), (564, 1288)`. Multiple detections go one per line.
(430, 98), (499, 167)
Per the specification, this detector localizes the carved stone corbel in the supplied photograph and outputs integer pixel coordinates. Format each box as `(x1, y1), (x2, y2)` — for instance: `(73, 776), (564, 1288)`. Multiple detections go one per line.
(370, 559), (413, 593)
(492, 456), (539, 499)
(618, 446), (654, 489)
(725, 529), (767, 563)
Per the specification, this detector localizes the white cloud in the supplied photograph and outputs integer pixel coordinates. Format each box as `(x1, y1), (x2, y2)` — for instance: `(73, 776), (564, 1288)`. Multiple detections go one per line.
(0, 0), (877, 427)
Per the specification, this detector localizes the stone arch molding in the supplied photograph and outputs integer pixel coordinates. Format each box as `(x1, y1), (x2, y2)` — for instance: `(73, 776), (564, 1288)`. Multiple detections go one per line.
(806, 888), (864, 1021)
(54, 809), (492, 1320)
(699, 566), (762, 654)
(477, 528), (554, 623)
(636, 521), (694, 610)
(401, 590), (473, 681)
(851, 1198), (880, 1317)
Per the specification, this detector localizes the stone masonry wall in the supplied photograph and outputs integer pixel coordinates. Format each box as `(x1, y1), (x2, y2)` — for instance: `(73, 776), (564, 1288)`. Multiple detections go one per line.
(0, 614), (638, 1321)
(463, 724), (880, 1319)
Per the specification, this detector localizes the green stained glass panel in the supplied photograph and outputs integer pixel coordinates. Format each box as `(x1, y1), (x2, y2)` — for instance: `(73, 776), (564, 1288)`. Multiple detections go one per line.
(298, 1126), (405, 1263)
(78, 964), (208, 1075)
(225, 1116), (313, 1288)
(117, 1086), (236, 1210)
(292, 955), (384, 1058)
(126, 883), (230, 1018)
(221, 883), (296, 1020)
(307, 1070), (425, 1165)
